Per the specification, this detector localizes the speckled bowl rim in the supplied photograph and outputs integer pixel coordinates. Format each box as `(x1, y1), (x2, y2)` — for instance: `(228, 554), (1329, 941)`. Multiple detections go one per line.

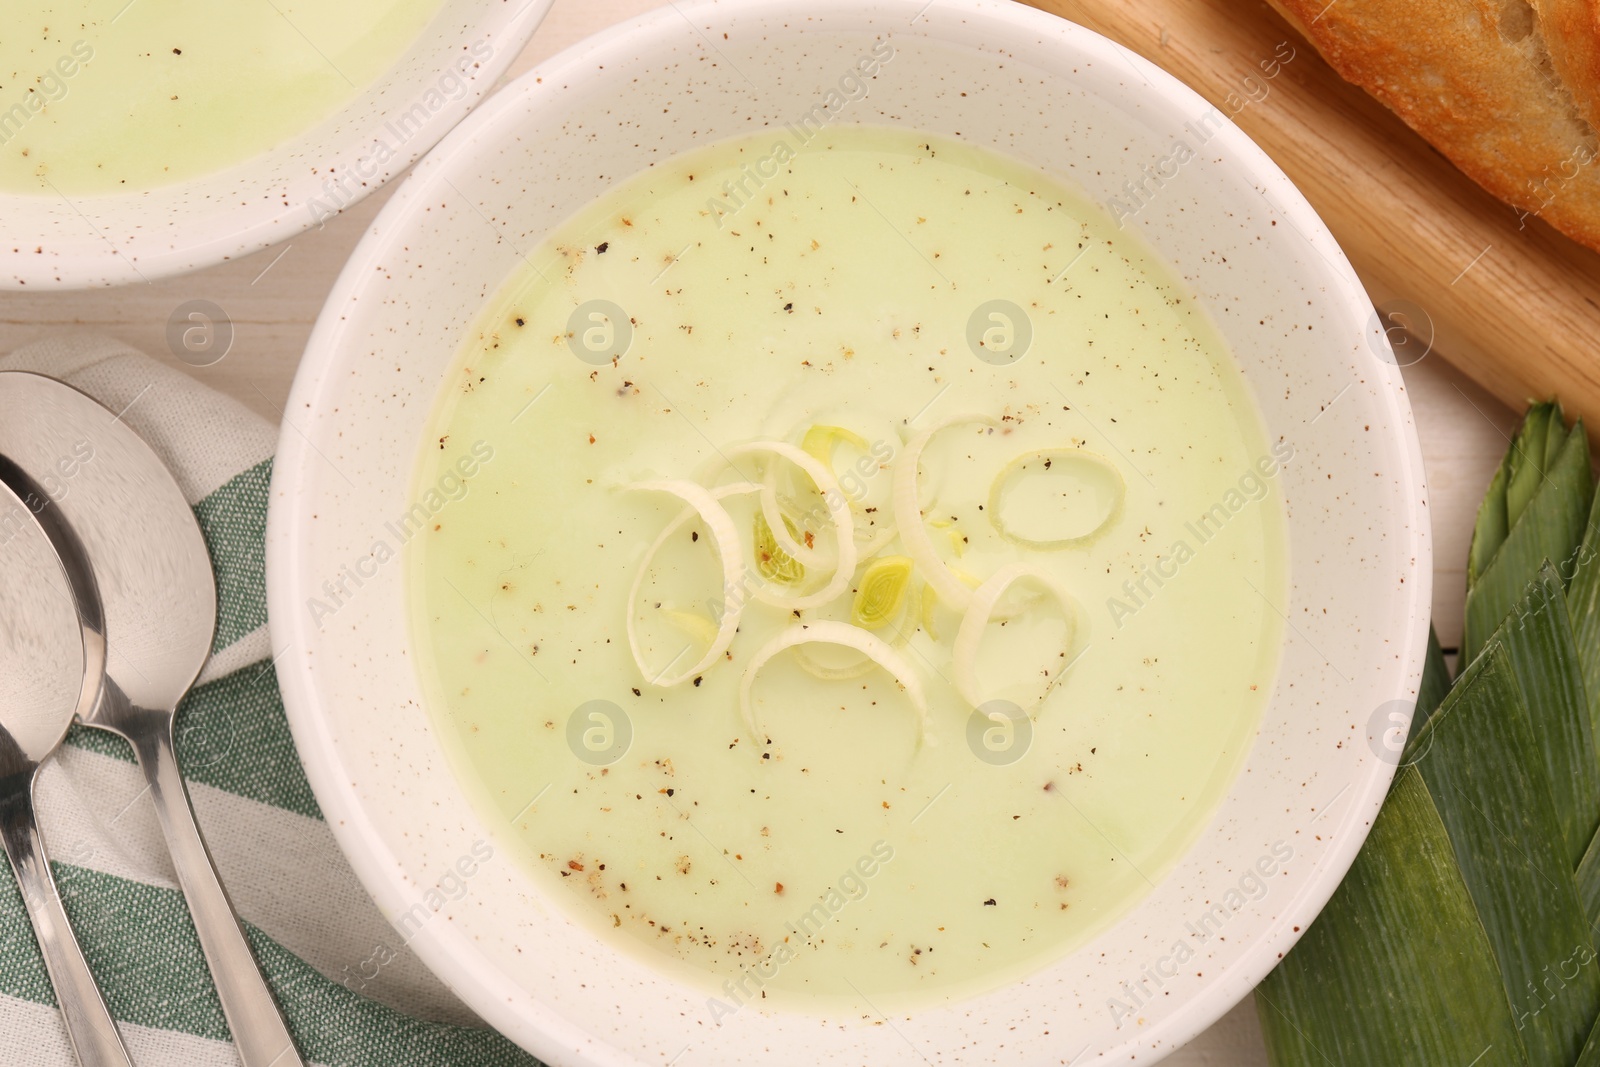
(268, 1), (1432, 1063)
(0, 0), (554, 290)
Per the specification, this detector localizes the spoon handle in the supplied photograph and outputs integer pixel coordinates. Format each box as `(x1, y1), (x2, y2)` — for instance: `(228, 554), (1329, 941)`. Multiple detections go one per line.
(125, 719), (307, 1067)
(0, 787), (134, 1067)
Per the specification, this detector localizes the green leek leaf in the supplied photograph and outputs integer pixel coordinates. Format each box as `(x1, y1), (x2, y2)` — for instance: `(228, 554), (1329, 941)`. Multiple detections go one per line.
(1411, 643), (1600, 1063)
(1491, 562), (1600, 869)
(1256, 767), (1523, 1065)
(1468, 452), (1511, 589)
(1462, 415), (1593, 664)
(1549, 402), (1573, 470)
(1578, 829), (1600, 929)
(1562, 474), (1600, 738)
(1263, 404), (1600, 1067)
(1506, 402), (1555, 527)
(1578, 1017), (1600, 1067)
(1405, 625), (1451, 752)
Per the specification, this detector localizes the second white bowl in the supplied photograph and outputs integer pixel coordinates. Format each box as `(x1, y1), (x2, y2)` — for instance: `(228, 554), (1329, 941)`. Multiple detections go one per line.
(2, 0), (553, 289)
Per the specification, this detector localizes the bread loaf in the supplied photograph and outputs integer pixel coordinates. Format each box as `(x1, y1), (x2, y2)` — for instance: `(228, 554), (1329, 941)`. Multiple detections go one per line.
(1269, 0), (1600, 250)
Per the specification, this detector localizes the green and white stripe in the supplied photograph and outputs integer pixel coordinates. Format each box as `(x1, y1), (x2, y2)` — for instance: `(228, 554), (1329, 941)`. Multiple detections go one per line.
(1, 338), (542, 1066)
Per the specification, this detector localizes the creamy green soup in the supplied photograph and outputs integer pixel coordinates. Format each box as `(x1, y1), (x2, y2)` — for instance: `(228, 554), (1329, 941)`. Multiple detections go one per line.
(0, 0), (441, 196)
(406, 126), (1287, 1015)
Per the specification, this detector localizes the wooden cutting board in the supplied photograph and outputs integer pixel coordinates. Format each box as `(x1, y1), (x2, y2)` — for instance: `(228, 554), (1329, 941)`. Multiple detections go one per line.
(1028, 0), (1600, 435)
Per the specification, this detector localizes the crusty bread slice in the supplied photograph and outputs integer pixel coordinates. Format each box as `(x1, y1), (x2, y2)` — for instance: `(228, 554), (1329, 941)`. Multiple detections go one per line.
(1270, 0), (1600, 251)
(1534, 0), (1600, 127)
(1505, 0), (1600, 243)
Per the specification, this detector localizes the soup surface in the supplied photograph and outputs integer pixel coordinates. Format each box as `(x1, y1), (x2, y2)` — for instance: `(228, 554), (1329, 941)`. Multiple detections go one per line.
(408, 125), (1287, 1014)
(0, 0), (441, 195)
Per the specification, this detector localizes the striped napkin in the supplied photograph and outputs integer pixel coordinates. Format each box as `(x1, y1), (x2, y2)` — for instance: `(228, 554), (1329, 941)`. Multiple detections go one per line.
(0, 336), (541, 1067)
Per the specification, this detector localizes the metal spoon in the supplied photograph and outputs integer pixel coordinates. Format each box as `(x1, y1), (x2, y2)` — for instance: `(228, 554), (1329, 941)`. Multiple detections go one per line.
(0, 458), (133, 1066)
(0, 371), (306, 1067)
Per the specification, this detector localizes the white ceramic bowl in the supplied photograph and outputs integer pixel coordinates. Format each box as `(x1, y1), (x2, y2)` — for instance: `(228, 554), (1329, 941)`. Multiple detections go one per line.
(267, 1), (1431, 1062)
(2, 0), (553, 289)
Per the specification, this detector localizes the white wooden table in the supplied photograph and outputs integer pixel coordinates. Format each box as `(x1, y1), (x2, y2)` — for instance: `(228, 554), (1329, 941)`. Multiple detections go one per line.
(0, 0), (1518, 1060)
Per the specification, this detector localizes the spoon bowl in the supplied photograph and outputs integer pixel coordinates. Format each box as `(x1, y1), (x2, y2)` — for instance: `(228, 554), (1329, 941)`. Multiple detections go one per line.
(0, 461), (133, 1066)
(0, 465), (95, 762)
(0, 375), (213, 713)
